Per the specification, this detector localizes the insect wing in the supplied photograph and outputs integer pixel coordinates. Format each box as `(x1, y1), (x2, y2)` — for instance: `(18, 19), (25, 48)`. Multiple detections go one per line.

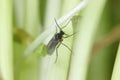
(47, 36), (59, 55)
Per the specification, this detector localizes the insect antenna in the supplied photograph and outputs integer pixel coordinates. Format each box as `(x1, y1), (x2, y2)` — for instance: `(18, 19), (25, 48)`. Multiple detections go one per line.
(62, 19), (71, 29)
(54, 18), (63, 31)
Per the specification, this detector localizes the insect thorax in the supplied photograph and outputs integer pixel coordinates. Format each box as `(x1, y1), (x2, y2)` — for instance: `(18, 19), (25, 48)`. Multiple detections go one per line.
(55, 31), (64, 40)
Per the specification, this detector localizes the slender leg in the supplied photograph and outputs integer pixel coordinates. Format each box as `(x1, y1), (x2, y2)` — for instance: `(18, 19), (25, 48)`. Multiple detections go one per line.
(63, 32), (76, 38)
(55, 47), (58, 63)
(55, 42), (72, 63)
(61, 43), (72, 53)
(55, 22), (58, 34)
(55, 42), (61, 63)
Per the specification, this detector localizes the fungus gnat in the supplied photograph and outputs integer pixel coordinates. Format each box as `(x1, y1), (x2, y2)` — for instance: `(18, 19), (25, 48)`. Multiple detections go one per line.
(47, 19), (74, 62)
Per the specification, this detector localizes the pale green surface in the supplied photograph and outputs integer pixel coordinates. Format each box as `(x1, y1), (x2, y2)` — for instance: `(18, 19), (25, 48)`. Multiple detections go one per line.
(48, 0), (79, 80)
(68, 0), (107, 80)
(111, 43), (120, 80)
(44, 0), (61, 28)
(24, 0), (39, 37)
(60, 0), (80, 16)
(0, 0), (13, 80)
(86, 2), (116, 80)
(14, 0), (25, 28)
(14, 0), (40, 79)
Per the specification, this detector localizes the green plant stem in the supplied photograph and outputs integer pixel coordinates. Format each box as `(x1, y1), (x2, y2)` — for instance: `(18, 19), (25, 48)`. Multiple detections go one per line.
(60, 0), (80, 16)
(14, 0), (25, 28)
(44, 0), (61, 28)
(0, 0), (13, 80)
(68, 0), (107, 80)
(111, 43), (120, 80)
(24, 0), (39, 37)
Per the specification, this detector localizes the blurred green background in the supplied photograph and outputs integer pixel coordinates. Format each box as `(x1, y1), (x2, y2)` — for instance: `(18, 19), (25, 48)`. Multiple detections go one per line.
(0, 0), (120, 80)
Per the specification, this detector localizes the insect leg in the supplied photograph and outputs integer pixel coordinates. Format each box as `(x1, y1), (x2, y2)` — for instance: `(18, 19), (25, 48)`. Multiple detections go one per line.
(61, 43), (72, 53)
(55, 42), (61, 63)
(54, 18), (62, 31)
(63, 32), (76, 38)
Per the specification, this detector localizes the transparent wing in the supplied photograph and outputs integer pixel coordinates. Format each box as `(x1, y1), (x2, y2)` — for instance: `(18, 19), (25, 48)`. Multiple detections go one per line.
(47, 37), (59, 55)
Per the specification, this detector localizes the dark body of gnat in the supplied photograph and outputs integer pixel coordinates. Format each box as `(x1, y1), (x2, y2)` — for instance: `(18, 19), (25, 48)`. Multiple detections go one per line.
(47, 19), (73, 62)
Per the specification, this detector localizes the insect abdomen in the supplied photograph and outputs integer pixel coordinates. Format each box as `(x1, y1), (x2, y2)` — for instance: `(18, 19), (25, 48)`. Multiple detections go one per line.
(47, 37), (59, 55)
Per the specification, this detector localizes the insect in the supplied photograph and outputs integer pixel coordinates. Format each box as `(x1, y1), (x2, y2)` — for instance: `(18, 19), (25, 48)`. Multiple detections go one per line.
(47, 19), (74, 62)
